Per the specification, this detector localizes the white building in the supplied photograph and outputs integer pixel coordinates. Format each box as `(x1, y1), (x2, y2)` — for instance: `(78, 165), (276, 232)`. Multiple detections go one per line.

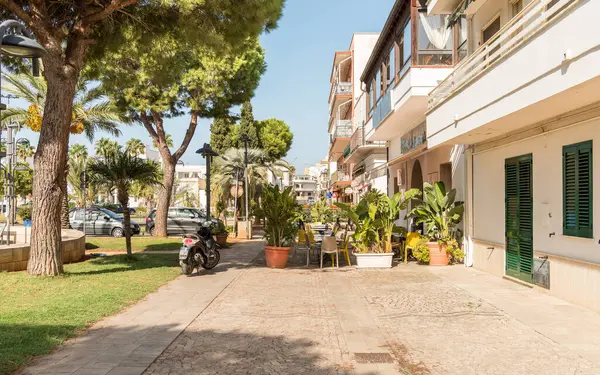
(174, 164), (207, 210)
(327, 33), (380, 204)
(292, 175), (317, 205)
(426, 0), (600, 312)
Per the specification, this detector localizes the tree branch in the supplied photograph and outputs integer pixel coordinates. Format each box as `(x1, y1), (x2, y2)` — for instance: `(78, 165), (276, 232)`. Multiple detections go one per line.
(172, 110), (198, 162)
(0, 0), (35, 30)
(140, 111), (159, 144)
(82, 0), (138, 26)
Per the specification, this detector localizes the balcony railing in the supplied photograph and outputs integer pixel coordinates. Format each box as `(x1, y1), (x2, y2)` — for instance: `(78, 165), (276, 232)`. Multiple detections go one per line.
(330, 120), (353, 143)
(371, 88), (392, 129)
(428, 0), (579, 109)
(400, 123), (427, 155)
(349, 127), (386, 155)
(328, 81), (352, 105)
(331, 170), (351, 185)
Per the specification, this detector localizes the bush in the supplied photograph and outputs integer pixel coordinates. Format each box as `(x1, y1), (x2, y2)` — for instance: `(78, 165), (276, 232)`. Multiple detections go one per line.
(17, 206), (33, 221)
(413, 239), (431, 264)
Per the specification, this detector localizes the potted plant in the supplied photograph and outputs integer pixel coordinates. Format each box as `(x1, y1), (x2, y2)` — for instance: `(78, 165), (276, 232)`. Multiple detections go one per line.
(336, 189), (419, 268)
(262, 185), (300, 268)
(213, 220), (229, 247)
(409, 181), (464, 266)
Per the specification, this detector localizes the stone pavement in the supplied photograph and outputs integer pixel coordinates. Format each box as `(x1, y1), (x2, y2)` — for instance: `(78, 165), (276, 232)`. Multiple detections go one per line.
(20, 241), (600, 375)
(19, 239), (263, 375)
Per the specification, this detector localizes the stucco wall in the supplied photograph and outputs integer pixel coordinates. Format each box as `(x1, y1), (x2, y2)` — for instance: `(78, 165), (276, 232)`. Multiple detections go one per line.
(0, 229), (86, 272)
(472, 118), (600, 264)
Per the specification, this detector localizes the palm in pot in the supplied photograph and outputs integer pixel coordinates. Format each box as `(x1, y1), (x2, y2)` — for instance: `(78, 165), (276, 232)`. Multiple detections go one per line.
(262, 185), (300, 268)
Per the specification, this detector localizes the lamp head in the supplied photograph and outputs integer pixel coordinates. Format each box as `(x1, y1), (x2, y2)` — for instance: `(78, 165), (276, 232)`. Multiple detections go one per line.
(240, 134), (252, 144)
(196, 143), (218, 158)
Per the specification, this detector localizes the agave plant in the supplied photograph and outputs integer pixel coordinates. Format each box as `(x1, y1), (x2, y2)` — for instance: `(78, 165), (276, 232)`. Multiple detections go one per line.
(408, 181), (464, 242)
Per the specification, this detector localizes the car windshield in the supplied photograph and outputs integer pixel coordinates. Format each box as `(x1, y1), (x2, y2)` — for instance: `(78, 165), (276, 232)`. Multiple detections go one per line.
(99, 208), (122, 220)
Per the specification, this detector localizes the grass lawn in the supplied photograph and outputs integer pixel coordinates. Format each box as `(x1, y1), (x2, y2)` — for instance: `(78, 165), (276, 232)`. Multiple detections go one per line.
(0, 254), (181, 374)
(86, 236), (182, 252)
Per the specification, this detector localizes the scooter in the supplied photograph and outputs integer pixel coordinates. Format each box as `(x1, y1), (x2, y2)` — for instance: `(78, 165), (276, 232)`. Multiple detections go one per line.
(179, 220), (221, 276)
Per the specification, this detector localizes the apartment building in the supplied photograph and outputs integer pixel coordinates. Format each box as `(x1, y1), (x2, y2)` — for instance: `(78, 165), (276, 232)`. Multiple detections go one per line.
(173, 164), (207, 209)
(293, 175), (317, 205)
(426, 0), (600, 312)
(359, 0), (466, 229)
(327, 33), (380, 203)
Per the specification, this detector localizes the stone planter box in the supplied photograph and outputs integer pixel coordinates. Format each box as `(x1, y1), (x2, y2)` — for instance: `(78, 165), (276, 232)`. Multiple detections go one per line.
(354, 252), (393, 269)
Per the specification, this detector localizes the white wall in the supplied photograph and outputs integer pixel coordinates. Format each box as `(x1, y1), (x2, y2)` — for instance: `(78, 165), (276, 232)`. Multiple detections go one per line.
(473, 118), (600, 264)
(352, 33), (380, 103)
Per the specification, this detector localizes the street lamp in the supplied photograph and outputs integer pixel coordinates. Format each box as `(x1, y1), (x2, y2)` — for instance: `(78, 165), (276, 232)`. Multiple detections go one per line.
(196, 143), (218, 220)
(239, 134), (251, 239)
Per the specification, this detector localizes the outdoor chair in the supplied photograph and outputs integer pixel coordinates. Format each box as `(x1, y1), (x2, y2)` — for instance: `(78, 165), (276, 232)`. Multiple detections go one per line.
(403, 232), (421, 263)
(320, 236), (339, 268)
(338, 231), (352, 266)
(306, 230), (319, 264)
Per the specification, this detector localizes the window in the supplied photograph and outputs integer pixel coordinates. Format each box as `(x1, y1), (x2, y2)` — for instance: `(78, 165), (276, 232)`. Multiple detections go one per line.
(74, 210), (84, 221)
(417, 14), (453, 65)
(387, 46), (395, 86)
(375, 70), (381, 100)
(511, 0), (523, 17)
(563, 141), (593, 238)
(456, 15), (468, 63)
(482, 15), (501, 61)
(398, 20), (412, 78)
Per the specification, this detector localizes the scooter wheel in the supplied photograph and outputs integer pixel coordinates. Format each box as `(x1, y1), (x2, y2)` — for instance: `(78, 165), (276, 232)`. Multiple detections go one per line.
(180, 260), (195, 276)
(201, 250), (220, 270)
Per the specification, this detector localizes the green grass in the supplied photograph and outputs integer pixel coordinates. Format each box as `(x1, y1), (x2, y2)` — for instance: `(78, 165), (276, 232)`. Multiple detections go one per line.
(0, 254), (181, 374)
(85, 236), (182, 252)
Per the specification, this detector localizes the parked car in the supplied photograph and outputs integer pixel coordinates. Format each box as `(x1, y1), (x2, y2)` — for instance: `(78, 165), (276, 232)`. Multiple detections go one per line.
(69, 208), (141, 237)
(100, 204), (136, 214)
(145, 207), (208, 236)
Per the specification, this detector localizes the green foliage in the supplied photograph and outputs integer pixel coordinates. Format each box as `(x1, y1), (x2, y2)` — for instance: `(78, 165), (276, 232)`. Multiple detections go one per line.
(259, 118), (293, 161)
(409, 181), (464, 242)
(413, 238), (431, 264)
(444, 238), (465, 264)
(0, 163), (35, 199)
(125, 139), (146, 156)
(95, 138), (122, 159)
(214, 220), (229, 236)
(336, 189), (420, 254)
(235, 101), (261, 148)
(262, 185), (300, 247)
(310, 200), (334, 224)
(17, 206), (32, 221)
(210, 117), (236, 154)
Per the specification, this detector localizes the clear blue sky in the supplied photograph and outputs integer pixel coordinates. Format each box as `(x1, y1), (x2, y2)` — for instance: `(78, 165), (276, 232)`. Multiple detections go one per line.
(13, 0), (395, 170)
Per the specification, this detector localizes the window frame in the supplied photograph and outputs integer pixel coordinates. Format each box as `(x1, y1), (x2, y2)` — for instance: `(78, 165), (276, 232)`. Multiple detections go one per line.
(562, 140), (593, 239)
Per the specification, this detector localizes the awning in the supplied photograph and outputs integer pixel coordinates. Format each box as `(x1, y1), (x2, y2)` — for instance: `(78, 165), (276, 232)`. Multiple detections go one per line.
(387, 144), (428, 167)
(447, 0), (470, 28)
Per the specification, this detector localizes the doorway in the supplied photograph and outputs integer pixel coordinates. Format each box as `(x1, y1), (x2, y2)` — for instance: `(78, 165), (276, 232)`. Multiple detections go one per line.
(505, 154), (533, 283)
(410, 160), (424, 233)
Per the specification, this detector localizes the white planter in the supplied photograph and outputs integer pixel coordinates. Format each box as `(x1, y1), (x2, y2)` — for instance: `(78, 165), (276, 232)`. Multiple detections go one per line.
(354, 252), (393, 269)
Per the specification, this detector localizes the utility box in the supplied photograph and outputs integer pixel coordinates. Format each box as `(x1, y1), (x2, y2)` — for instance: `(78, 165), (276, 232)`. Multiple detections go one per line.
(236, 221), (252, 240)
(533, 256), (550, 289)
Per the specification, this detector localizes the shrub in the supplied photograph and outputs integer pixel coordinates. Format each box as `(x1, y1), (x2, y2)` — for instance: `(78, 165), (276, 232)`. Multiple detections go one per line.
(413, 238), (431, 264)
(17, 206), (33, 221)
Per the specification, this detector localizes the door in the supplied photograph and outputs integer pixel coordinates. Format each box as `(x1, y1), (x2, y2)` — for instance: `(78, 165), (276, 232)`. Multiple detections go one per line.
(168, 209), (184, 234)
(93, 210), (111, 235)
(505, 154), (533, 283)
(178, 208), (201, 233)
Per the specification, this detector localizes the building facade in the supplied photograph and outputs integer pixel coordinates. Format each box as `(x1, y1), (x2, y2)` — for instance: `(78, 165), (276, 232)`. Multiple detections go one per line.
(293, 175), (317, 205)
(359, 0), (466, 230)
(327, 33), (380, 204)
(426, 0), (600, 312)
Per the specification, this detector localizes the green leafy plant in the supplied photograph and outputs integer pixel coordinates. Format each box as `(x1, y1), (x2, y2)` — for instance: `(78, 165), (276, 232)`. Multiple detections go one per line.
(310, 199), (334, 224)
(262, 185), (300, 248)
(335, 189), (420, 254)
(214, 220), (229, 236)
(17, 206), (32, 221)
(413, 238), (431, 264)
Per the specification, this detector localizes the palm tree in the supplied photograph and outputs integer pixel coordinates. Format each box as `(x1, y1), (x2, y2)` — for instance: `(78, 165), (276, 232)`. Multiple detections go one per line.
(2, 69), (126, 229)
(69, 144), (88, 161)
(125, 138), (146, 156)
(153, 133), (173, 148)
(95, 138), (121, 159)
(212, 148), (290, 234)
(88, 150), (161, 255)
(16, 143), (35, 161)
(67, 144), (91, 208)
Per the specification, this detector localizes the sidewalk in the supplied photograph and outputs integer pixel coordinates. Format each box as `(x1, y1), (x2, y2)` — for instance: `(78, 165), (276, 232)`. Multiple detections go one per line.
(19, 240), (264, 375)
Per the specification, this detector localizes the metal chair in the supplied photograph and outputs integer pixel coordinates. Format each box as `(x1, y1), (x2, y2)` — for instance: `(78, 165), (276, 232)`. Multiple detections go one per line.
(320, 236), (339, 268)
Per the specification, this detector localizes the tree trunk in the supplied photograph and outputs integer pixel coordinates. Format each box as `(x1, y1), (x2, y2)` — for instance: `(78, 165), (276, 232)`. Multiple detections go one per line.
(118, 191), (132, 256)
(155, 159), (175, 237)
(28, 61), (78, 276)
(61, 192), (70, 229)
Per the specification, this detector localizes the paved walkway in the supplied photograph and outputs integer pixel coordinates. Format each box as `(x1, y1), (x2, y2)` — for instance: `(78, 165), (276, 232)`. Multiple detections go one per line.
(20, 241), (600, 375)
(19, 240), (263, 375)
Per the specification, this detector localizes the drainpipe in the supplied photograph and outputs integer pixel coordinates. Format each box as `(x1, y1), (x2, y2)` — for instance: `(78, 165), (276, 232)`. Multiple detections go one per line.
(464, 146), (474, 267)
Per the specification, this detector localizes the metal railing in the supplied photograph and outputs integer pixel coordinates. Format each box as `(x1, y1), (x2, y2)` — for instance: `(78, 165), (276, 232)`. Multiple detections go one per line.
(428, 0), (579, 109)
(331, 170), (351, 185)
(400, 123), (427, 155)
(371, 88), (392, 128)
(329, 81), (352, 104)
(349, 127), (386, 156)
(330, 120), (353, 143)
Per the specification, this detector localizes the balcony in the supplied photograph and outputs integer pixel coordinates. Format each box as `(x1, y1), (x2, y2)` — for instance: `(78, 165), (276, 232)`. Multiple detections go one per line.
(330, 170), (351, 188)
(427, 0), (462, 15)
(426, 0), (599, 148)
(344, 127), (386, 164)
(329, 120), (353, 155)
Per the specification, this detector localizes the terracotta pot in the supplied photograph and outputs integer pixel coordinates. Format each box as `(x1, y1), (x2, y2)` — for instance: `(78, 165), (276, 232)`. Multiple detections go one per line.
(428, 242), (449, 266)
(215, 234), (228, 247)
(264, 246), (291, 268)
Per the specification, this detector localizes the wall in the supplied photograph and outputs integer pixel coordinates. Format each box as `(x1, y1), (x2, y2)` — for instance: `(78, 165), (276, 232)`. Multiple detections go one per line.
(472, 117), (600, 264)
(0, 229), (86, 272)
(352, 33), (380, 104)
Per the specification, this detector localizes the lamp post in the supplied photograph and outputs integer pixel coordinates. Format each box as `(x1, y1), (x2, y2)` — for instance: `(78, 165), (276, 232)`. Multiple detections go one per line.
(239, 134), (251, 239)
(196, 143), (218, 220)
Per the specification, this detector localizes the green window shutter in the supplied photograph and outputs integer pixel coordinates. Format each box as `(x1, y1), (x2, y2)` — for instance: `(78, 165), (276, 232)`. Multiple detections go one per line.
(563, 141), (593, 238)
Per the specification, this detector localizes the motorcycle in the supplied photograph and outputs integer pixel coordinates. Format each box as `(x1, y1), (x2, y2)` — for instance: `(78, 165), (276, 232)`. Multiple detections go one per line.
(179, 220), (221, 276)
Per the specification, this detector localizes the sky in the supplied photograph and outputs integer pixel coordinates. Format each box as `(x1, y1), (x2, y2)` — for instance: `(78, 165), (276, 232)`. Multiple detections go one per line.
(11, 0), (396, 171)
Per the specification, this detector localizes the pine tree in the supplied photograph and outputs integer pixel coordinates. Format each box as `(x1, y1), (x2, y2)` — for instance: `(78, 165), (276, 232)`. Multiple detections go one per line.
(210, 117), (235, 154)
(236, 101), (261, 149)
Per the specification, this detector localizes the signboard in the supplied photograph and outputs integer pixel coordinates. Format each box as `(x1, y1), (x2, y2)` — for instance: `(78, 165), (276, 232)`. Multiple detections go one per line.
(230, 185), (243, 198)
(326, 191), (333, 199)
(344, 187), (353, 194)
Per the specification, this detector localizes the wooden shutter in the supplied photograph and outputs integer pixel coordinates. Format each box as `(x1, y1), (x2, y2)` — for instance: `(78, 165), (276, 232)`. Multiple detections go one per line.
(563, 141), (593, 238)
